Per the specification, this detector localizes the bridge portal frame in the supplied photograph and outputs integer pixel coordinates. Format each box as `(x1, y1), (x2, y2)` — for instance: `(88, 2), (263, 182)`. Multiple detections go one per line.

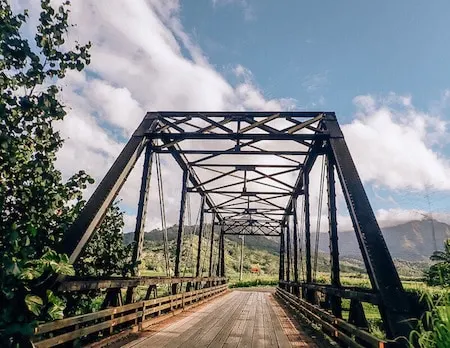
(59, 111), (415, 342)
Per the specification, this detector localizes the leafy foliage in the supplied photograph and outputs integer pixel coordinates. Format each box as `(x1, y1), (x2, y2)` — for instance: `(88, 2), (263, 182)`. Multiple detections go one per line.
(409, 290), (450, 348)
(0, 0), (91, 344)
(425, 240), (450, 286)
(75, 201), (133, 277)
(64, 202), (133, 316)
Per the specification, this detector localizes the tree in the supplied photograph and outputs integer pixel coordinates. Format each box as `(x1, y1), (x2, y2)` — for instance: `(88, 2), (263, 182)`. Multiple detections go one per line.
(0, 0), (91, 345)
(63, 201), (132, 317)
(425, 240), (450, 286)
(75, 201), (133, 278)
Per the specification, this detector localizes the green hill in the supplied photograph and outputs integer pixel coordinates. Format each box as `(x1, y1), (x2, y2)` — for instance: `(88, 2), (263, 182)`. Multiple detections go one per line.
(124, 222), (430, 280)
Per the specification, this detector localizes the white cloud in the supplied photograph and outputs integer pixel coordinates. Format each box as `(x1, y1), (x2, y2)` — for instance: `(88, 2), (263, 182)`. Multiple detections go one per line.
(343, 94), (450, 191)
(17, 1), (450, 235)
(33, 0), (289, 230)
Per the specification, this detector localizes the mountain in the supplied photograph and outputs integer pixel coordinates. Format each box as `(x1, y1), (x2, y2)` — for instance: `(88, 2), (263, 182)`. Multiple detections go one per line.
(316, 219), (450, 261)
(123, 224), (280, 254)
(124, 219), (450, 265)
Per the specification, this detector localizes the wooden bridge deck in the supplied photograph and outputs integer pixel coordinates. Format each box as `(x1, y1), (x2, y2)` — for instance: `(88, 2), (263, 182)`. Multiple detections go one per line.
(122, 290), (318, 348)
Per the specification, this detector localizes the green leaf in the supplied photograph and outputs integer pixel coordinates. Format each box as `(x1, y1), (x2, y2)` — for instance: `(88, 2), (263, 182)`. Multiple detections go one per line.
(25, 295), (43, 316)
(46, 290), (65, 320)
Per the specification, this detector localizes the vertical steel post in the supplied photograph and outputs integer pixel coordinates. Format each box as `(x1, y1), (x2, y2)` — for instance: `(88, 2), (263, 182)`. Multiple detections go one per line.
(279, 226), (285, 286)
(285, 223), (291, 289)
(195, 196), (206, 279)
(220, 226), (225, 278)
(208, 213), (216, 277)
(173, 170), (189, 294)
(327, 149), (342, 317)
(216, 222), (222, 277)
(131, 144), (153, 274)
(323, 115), (413, 339)
(239, 235), (244, 281)
(304, 171), (312, 284)
(293, 199), (299, 296)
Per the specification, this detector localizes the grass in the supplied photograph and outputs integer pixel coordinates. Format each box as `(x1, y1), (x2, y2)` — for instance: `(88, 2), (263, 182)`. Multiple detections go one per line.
(408, 290), (450, 347)
(229, 278), (278, 288)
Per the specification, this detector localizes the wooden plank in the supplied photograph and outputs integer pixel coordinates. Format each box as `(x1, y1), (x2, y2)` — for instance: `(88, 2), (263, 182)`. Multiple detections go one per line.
(132, 292), (237, 348)
(35, 301), (143, 334)
(170, 292), (244, 347)
(252, 293), (265, 348)
(206, 292), (251, 347)
(34, 311), (142, 348)
(223, 291), (255, 348)
(137, 290), (230, 345)
(178, 292), (248, 347)
(266, 294), (292, 348)
(59, 276), (226, 291)
(262, 294), (277, 347)
(240, 292), (257, 348)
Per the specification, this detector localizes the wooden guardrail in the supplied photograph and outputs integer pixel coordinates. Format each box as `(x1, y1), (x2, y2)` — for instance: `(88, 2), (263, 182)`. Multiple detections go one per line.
(276, 287), (393, 348)
(33, 283), (228, 347)
(58, 276), (226, 291)
(279, 280), (380, 304)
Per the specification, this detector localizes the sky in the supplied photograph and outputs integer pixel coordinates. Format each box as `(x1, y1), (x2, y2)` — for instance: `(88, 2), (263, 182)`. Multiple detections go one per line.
(14, 0), (450, 233)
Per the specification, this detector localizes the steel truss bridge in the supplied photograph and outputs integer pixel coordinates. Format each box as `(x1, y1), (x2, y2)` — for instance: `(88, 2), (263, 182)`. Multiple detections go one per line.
(33, 112), (419, 347)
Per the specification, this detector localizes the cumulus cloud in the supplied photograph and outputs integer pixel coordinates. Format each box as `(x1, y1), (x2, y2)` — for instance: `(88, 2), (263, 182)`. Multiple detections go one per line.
(343, 94), (450, 191)
(36, 0), (291, 231)
(16, 1), (450, 234)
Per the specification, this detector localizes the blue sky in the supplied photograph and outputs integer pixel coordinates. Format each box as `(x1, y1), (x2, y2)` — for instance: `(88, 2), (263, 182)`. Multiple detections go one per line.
(180, 0), (450, 216)
(17, 0), (450, 230)
(182, 0), (450, 119)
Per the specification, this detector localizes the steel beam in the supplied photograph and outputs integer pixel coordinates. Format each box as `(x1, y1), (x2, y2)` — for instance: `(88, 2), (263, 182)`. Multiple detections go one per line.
(304, 171), (312, 285)
(195, 196), (206, 278)
(160, 137), (222, 222)
(322, 114), (413, 339)
(190, 164), (302, 168)
(326, 148), (342, 318)
(216, 224), (223, 277)
(156, 111), (329, 118)
(220, 227), (225, 277)
(292, 200), (299, 287)
(62, 115), (158, 265)
(154, 150), (310, 155)
(173, 170), (189, 294)
(279, 227), (285, 284)
(131, 144), (153, 275)
(209, 213), (216, 277)
(285, 224), (291, 284)
(147, 132), (326, 141)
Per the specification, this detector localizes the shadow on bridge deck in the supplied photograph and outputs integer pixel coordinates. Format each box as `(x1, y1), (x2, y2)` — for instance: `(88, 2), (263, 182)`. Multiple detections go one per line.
(116, 289), (324, 348)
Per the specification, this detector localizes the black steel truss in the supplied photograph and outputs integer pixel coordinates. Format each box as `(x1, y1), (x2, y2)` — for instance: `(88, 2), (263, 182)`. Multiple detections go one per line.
(61, 111), (415, 341)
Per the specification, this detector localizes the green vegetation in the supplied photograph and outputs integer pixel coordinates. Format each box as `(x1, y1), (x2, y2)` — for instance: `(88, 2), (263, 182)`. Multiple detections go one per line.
(409, 290), (450, 347)
(0, 1), (131, 345)
(425, 240), (450, 287)
(75, 202), (132, 278)
(405, 240), (450, 347)
(0, 1), (91, 344)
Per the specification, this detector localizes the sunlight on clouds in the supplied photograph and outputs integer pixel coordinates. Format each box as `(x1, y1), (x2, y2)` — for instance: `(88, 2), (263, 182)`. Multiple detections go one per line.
(343, 93), (450, 191)
(16, 0), (450, 231)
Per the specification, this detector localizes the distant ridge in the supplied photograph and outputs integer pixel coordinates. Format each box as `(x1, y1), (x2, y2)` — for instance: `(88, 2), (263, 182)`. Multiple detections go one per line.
(124, 219), (450, 261)
(316, 219), (450, 261)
